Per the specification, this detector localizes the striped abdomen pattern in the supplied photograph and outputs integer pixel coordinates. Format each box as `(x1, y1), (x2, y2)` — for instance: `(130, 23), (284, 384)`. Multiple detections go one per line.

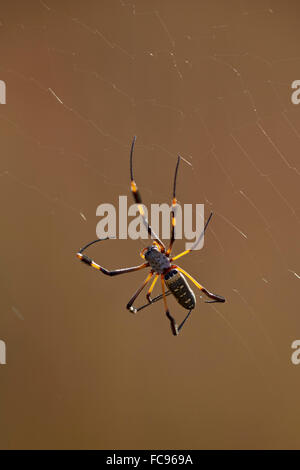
(164, 269), (196, 310)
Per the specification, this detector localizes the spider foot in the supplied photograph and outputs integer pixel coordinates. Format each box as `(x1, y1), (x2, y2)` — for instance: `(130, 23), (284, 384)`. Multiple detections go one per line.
(129, 306), (137, 314)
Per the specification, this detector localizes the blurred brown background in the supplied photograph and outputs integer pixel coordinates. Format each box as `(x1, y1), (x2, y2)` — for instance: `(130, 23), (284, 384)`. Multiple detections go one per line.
(0, 0), (299, 450)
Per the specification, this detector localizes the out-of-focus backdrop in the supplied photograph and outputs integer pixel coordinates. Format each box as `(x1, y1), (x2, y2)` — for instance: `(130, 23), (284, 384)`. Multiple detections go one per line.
(0, 0), (299, 450)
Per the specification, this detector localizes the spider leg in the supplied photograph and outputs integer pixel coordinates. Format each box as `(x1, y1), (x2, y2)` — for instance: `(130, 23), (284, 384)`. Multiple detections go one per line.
(135, 290), (172, 312)
(166, 156), (180, 256)
(161, 275), (179, 336)
(146, 273), (159, 302)
(175, 266), (225, 303)
(76, 237), (149, 276)
(171, 212), (213, 261)
(128, 272), (172, 313)
(130, 136), (165, 252)
(177, 309), (194, 333)
(126, 272), (154, 313)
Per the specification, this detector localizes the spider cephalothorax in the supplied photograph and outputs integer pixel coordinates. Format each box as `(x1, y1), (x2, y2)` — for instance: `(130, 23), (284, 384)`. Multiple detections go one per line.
(143, 245), (171, 274)
(76, 136), (225, 336)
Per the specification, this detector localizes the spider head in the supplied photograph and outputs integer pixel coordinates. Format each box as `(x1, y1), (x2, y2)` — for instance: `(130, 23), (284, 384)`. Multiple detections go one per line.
(140, 242), (161, 260)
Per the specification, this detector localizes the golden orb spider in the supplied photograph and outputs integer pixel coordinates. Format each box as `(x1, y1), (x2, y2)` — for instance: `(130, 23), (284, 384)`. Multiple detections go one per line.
(76, 137), (225, 336)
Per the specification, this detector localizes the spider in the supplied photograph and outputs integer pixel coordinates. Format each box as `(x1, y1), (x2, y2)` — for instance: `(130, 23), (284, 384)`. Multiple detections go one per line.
(76, 137), (225, 336)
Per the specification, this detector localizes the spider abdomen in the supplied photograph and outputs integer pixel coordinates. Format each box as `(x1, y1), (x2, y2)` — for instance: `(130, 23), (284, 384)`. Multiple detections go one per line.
(164, 269), (196, 310)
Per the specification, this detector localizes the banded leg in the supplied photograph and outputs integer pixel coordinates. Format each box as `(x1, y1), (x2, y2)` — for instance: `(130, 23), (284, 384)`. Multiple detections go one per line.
(171, 212), (213, 262)
(166, 156), (181, 256)
(127, 272), (154, 313)
(176, 266), (225, 303)
(76, 237), (149, 276)
(130, 136), (165, 252)
(146, 273), (159, 302)
(128, 272), (172, 313)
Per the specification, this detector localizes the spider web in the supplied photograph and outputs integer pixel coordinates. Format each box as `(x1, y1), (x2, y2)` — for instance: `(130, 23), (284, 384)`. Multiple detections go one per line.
(0, 0), (299, 450)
